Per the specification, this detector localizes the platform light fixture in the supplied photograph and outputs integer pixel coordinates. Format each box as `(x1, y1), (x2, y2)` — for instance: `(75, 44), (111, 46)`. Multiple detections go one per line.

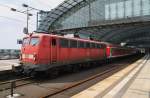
(10, 8), (16, 11)
(22, 4), (49, 30)
(11, 3), (48, 33)
(10, 7), (33, 34)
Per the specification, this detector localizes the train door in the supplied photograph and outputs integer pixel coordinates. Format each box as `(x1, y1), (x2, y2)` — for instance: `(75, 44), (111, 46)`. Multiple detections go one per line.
(51, 37), (57, 63)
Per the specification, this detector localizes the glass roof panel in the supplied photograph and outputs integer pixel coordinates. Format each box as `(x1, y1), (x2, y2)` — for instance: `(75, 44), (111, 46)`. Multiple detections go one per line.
(53, 9), (64, 14)
(67, 0), (75, 4)
(38, 0), (84, 31)
(72, 2), (78, 6)
(62, 2), (70, 8)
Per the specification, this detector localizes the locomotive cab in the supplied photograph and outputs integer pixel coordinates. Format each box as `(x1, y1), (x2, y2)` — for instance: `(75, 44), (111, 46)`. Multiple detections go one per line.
(19, 33), (48, 75)
(18, 33), (60, 75)
(21, 34), (40, 64)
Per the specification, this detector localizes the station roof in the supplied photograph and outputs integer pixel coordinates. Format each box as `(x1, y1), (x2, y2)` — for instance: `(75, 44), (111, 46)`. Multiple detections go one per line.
(37, 0), (150, 48)
(38, 0), (85, 31)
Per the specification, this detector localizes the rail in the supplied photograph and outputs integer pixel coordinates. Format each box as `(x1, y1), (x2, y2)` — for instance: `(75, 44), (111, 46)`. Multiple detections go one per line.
(0, 76), (32, 92)
(41, 55), (146, 98)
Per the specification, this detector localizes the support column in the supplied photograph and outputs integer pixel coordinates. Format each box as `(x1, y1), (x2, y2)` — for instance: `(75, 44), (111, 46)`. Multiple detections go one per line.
(123, 0), (126, 18)
(88, 0), (92, 26)
(140, 0), (143, 16)
(36, 12), (39, 30)
(109, 0), (111, 20)
(132, 0), (134, 17)
(116, 3), (118, 19)
(149, 0), (150, 15)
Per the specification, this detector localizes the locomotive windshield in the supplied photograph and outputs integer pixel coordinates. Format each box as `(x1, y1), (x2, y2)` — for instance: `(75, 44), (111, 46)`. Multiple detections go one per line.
(22, 37), (39, 46)
(30, 37), (39, 46)
(23, 37), (30, 46)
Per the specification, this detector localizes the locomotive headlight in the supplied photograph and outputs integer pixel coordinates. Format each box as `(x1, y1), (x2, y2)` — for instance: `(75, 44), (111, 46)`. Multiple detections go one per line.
(22, 54), (25, 59)
(21, 54), (36, 61)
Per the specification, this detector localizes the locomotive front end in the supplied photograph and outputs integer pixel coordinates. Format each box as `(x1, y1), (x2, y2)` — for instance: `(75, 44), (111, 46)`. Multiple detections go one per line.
(17, 33), (41, 75)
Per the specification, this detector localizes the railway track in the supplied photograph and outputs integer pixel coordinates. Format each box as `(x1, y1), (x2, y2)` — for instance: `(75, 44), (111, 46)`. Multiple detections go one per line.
(0, 54), (143, 98)
(0, 77), (32, 92)
(42, 65), (122, 98)
(40, 55), (144, 98)
(0, 72), (23, 82)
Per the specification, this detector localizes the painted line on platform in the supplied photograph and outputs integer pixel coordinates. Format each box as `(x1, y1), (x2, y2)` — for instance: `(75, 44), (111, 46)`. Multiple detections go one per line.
(103, 54), (149, 98)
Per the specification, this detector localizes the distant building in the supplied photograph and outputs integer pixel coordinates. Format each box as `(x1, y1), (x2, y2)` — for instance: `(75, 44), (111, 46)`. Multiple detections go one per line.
(0, 49), (20, 59)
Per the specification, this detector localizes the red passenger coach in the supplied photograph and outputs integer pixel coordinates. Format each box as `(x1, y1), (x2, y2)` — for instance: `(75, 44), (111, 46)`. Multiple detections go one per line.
(104, 42), (136, 58)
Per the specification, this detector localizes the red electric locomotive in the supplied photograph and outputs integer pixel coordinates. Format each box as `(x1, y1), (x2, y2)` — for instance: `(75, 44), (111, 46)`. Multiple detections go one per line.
(18, 33), (106, 75)
(16, 33), (137, 76)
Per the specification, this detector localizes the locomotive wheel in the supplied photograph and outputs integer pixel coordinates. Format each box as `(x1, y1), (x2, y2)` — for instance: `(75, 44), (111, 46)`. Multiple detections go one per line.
(72, 65), (79, 73)
(15, 69), (24, 76)
(48, 68), (59, 78)
(106, 59), (110, 64)
(14, 66), (24, 76)
(64, 65), (72, 73)
(30, 71), (37, 78)
(84, 63), (90, 69)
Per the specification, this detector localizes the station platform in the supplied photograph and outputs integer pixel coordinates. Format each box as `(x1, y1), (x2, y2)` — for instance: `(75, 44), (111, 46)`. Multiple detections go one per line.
(0, 59), (19, 72)
(72, 54), (149, 98)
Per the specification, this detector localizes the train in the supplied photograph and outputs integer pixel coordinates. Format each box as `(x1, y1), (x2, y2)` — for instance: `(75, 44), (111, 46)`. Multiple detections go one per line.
(15, 33), (137, 76)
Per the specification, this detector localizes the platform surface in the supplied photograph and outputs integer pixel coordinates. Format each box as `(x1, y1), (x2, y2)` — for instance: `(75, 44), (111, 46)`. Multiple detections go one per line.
(121, 56), (150, 98)
(72, 54), (149, 98)
(0, 59), (19, 71)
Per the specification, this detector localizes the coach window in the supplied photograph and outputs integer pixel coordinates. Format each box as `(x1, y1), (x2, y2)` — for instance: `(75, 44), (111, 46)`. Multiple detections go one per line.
(95, 43), (98, 48)
(96, 43), (100, 48)
(52, 38), (56, 46)
(70, 40), (77, 48)
(60, 38), (68, 48)
(97, 44), (102, 48)
(98, 44), (103, 48)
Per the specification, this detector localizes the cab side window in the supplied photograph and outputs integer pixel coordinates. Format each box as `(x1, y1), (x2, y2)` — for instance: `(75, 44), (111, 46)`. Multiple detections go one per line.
(91, 43), (95, 48)
(86, 42), (90, 48)
(78, 41), (85, 48)
(60, 38), (68, 48)
(70, 40), (77, 48)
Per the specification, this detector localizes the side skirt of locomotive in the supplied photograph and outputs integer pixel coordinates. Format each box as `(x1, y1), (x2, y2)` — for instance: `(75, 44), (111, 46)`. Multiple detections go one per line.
(15, 53), (138, 77)
(15, 58), (107, 77)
